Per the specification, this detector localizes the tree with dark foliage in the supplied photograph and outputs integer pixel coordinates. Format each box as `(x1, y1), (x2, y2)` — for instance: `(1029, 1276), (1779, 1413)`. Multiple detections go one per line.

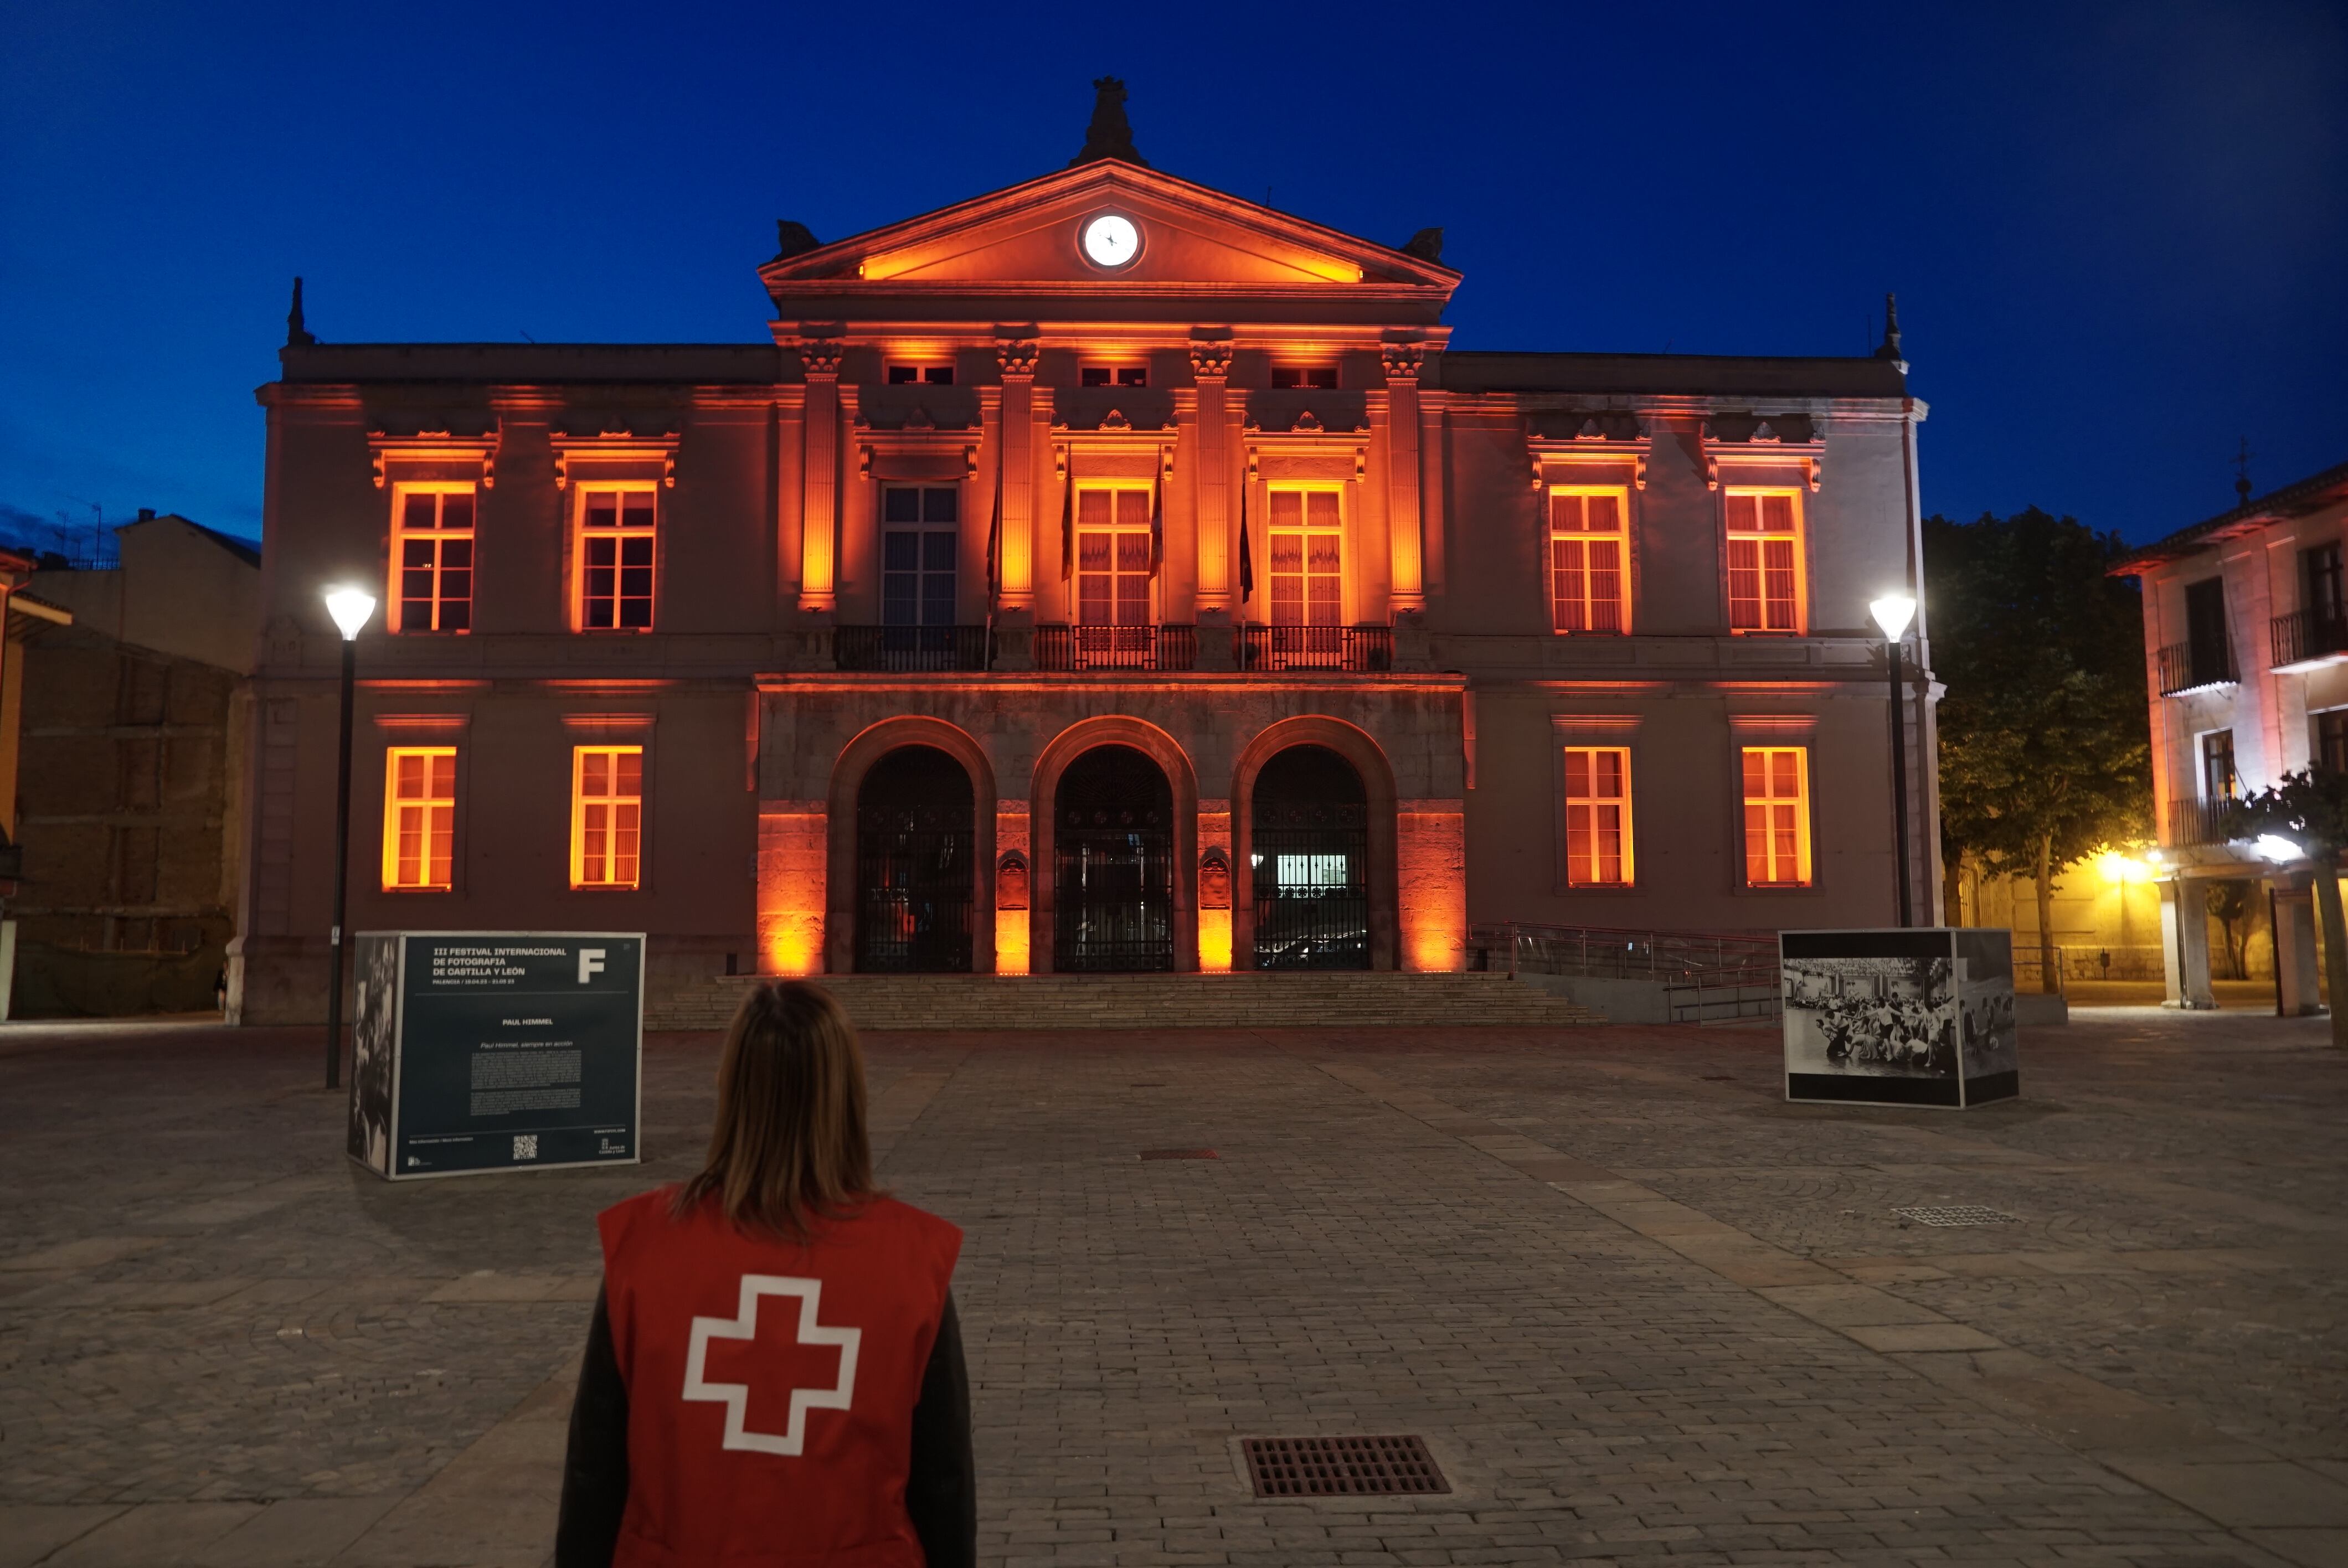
(1925, 508), (2151, 993)
(2220, 771), (2348, 1049)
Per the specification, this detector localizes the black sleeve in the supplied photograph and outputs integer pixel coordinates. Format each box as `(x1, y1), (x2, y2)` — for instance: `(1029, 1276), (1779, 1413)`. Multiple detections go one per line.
(555, 1284), (631, 1568)
(905, 1291), (976, 1568)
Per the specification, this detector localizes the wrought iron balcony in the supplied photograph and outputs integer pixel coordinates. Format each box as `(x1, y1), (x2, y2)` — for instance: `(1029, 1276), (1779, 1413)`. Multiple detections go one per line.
(2162, 795), (2235, 848)
(1034, 623), (1196, 672)
(2270, 608), (2348, 671)
(1239, 625), (1394, 673)
(833, 625), (991, 672)
(2156, 639), (2237, 697)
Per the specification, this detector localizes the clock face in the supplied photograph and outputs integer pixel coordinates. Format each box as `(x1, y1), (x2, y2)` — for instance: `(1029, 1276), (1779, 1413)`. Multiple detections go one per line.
(1081, 214), (1140, 269)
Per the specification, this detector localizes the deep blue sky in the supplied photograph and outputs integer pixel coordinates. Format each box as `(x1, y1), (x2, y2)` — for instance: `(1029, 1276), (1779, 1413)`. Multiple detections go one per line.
(3, 1), (2340, 550)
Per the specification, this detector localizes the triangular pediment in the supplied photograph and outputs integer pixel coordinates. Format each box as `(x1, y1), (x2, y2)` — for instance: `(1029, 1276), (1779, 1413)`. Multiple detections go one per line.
(760, 161), (1457, 324)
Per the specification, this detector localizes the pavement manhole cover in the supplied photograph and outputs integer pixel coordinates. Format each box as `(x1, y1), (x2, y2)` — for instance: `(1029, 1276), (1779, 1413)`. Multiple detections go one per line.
(1243, 1435), (1449, 1497)
(1892, 1205), (2021, 1226)
(1139, 1148), (1217, 1160)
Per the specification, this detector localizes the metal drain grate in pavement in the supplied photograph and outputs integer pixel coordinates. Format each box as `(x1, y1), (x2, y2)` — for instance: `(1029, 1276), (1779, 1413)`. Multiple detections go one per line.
(1242, 1435), (1449, 1497)
(1893, 1205), (2021, 1226)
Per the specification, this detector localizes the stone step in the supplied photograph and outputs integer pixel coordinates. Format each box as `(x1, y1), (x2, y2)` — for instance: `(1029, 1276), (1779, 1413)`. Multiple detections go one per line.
(645, 972), (1602, 1032)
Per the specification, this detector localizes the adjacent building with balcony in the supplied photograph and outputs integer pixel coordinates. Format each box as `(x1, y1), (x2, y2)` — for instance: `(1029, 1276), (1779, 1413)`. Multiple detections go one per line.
(2112, 455), (2348, 1009)
(228, 87), (1940, 1023)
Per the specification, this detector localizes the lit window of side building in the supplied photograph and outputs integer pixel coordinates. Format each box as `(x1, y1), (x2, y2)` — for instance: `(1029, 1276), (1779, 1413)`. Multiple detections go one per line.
(2109, 457), (2348, 1015)
(225, 104), (1937, 1024)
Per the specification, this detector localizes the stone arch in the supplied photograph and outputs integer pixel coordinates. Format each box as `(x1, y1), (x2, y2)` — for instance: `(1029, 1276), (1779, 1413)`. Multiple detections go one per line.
(826, 716), (997, 974)
(1232, 716), (1400, 971)
(1029, 716), (1200, 974)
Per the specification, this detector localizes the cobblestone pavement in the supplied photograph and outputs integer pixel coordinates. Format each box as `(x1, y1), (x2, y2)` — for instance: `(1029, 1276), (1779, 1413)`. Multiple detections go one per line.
(0, 1007), (2343, 1566)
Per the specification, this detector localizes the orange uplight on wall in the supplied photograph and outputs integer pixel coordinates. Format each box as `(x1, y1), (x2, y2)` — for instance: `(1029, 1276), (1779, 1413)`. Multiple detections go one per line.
(757, 808), (826, 976)
(1198, 908), (1233, 974)
(995, 917), (1030, 977)
(1397, 809), (1467, 972)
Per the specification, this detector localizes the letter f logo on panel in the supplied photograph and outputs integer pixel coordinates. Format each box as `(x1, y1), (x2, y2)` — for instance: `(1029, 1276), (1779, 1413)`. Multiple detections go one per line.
(578, 948), (606, 983)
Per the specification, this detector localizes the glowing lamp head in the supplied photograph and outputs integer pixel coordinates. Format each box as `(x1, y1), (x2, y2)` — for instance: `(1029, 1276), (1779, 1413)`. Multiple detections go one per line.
(323, 586), (376, 641)
(1869, 593), (1917, 641)
(1080, 213), (1140, 268)
(2253, 833), (2302, 864)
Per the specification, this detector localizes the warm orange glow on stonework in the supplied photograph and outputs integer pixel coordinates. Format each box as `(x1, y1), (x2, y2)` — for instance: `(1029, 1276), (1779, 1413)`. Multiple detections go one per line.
(1397, 809), (1467, 972)
(1197, 909), (1232, 973)
(995, 804), (1031, 976)
(1197, 797), (1232, 972)
(758, 806), (826, 975)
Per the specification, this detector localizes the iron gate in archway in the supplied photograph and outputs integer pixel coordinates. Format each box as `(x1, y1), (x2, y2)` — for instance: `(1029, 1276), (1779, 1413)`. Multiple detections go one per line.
(1252, 745), (1369, 970)
(854, 745), (975, 973)
(1053, 744), (1175, 972)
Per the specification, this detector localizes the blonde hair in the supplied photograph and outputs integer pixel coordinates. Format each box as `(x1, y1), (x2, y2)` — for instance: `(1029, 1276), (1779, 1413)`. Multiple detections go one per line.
(674, 981), (877, 1241)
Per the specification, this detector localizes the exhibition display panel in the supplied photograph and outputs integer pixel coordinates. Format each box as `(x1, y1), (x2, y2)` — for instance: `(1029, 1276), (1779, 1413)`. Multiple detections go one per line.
(347, 932), (645, 1179)
(1780, 928), (2020, 1109)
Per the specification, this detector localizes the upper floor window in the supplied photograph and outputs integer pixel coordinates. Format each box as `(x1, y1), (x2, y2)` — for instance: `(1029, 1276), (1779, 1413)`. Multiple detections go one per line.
(579, 488), (656, 631)
(392, 487), (474, 633)
(1549, 488), (1626, 633)
(2306, 543), (2344, 625)
(1270, 365), (1338, 389)
(1741, 746), (1811, 888)
(887, 364), (954, 385)
(1080, 364), (1147, 388)
(572, 745), (643, 890)
(882, 485), (959, 628)
(382, 746), (456, 891)
(1563, 746), (1633, 886)
(1724, 490), (1802, 633)
(1267, 487), (1343, 627)
(2317, 710), (2348, 775)
(2201, 730), (2237, 801)
(1074, 484), (1153, 626)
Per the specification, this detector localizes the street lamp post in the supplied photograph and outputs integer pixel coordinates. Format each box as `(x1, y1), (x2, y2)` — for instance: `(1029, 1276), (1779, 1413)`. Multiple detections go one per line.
(322, 587), (377, 1088)
(1871, 593), (1919, 927)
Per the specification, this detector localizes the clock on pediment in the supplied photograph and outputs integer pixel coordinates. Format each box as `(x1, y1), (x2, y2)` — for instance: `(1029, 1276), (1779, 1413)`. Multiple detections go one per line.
(1079, 213), (1141, 270)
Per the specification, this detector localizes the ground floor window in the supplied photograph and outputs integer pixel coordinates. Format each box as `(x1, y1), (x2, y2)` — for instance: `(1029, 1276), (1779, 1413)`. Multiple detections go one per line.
(383, 747), (456, 890)
(1563, 747), (1633, 886)
(1741, 746), (1810, 887)
(571, 746), (643, 889)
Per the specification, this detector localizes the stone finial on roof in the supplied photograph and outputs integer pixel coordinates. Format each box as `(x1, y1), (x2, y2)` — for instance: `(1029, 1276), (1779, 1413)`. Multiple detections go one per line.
(1874, 291), (1905, 372)
(1069, 77), (1147, 168)
(1402, 228), (1445, 264)
(773, 220), (820, 261)
(286, 277), (315, 347)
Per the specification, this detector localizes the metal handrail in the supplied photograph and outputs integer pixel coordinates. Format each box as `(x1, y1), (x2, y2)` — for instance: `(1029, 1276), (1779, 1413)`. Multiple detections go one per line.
(1470, 920), (1777, 982)
(2158, 638), (2237, 696)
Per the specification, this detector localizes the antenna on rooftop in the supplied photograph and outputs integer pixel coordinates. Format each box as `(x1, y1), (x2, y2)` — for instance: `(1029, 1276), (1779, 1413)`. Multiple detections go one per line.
(2234, 436), (2254, 508)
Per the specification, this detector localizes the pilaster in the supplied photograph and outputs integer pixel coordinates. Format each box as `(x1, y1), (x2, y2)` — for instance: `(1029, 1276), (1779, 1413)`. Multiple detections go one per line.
(1190, 337), (1233, 611)
(796, 341), (843, 616)
(996, 337), (1039, 610)
(1382, 343), (1426, 613)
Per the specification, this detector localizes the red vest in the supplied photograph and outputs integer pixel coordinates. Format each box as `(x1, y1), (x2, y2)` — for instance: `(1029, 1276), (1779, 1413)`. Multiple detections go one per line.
(598, 1187), (962, 1568)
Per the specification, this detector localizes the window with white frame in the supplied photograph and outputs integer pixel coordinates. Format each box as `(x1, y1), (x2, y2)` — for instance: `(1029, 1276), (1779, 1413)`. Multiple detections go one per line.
(1563, 746), (1633, 886)
(578, 488), (656, 631)
(1741, 746), (1811, 886)
(1724, 490), (1802, 632)
(392, 487), (475, 633)
(1549, 487), (1626, 633)
(881, 485), (960, 627)
(1074, 484), (1152, 626)
(1266, 487), (1343, 627)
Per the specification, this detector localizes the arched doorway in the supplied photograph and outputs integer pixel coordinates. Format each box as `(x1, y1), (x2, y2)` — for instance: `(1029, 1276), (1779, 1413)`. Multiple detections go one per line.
(1053, 744), (1175, 972)
(1251, 745), (1369, 970)
(854, 745), (975, 972)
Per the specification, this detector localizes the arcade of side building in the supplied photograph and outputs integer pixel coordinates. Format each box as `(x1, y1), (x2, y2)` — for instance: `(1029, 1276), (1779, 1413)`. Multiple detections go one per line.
(226, 89), (1940, 1026)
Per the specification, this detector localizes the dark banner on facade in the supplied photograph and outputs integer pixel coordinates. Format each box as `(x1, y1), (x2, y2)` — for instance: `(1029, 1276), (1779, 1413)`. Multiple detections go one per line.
(1780, 929), (2021, 1109)
(346, 932), (644, 1180)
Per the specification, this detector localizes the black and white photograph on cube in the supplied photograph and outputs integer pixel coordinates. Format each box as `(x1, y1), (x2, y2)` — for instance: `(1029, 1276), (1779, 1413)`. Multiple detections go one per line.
(1781, 930), (1968, 1107)
(1954, 928), (2021, 1103)
(346, 933), (399, 1174)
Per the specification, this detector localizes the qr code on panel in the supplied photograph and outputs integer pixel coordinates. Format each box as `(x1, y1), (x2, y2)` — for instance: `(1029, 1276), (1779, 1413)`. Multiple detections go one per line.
(513, 1134), (540, 1160)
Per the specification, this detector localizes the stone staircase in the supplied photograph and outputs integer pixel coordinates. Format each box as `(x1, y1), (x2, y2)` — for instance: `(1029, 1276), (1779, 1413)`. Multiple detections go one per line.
(647, 972), (1604, 1032)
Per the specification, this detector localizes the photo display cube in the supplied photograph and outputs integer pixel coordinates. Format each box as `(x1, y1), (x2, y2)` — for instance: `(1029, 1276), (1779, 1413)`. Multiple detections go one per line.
(347, 932), (645, 1179)
(1780, 929), (2020, 1109)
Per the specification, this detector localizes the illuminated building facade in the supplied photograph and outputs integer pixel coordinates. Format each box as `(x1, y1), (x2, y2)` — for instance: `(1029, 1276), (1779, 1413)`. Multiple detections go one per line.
(229, 91), (1938, 1022)
(2111, 456), (2348, 1010)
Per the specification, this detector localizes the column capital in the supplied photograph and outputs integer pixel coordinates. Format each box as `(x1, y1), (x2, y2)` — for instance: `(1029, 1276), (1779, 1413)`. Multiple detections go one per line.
(1381, 342), (1424, 384)
(796, 339), (845, 380)
(995, 338), (1041, 380)
(1188, 338), (1233, 380)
